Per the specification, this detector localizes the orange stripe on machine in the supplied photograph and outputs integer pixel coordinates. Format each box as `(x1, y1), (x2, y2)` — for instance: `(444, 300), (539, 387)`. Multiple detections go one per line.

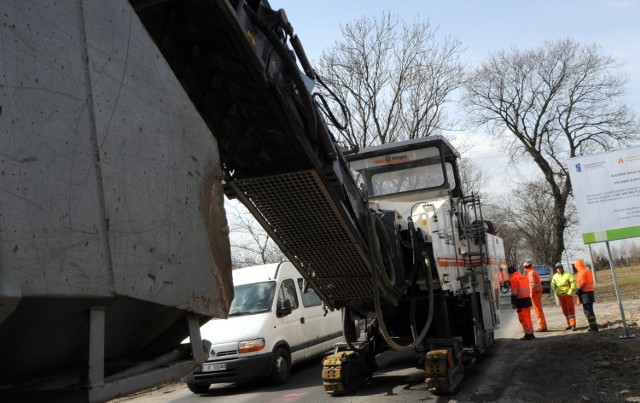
(372, 155), (411, 165)
(436, 257), (502, 267)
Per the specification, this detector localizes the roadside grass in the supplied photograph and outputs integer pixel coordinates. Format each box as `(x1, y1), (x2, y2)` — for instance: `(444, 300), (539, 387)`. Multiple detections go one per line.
(593, 265), (640, 302)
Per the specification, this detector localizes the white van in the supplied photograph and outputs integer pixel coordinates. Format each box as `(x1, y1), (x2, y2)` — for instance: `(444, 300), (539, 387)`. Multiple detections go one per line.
(184, 262), (344, 393)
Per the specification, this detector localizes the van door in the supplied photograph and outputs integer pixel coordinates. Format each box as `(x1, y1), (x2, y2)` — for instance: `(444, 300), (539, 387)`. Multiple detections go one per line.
(297, 278), (344, 359)
(274, 277), (305, 364)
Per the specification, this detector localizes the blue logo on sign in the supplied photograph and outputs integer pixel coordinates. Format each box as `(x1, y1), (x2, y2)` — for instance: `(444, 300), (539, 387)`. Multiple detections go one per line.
(575, 163), (582, 172)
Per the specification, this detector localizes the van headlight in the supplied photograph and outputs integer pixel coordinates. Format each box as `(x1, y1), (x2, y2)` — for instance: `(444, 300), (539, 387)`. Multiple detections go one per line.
(238, 338), (265, 354)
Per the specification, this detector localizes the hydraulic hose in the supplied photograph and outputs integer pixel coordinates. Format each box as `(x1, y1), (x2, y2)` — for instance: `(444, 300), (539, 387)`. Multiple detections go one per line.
(368, 214), (434, 352)
(242, 4), (317, 140)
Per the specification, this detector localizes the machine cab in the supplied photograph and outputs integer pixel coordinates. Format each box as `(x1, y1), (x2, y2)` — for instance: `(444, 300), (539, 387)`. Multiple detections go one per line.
(346, 136), (462, 203)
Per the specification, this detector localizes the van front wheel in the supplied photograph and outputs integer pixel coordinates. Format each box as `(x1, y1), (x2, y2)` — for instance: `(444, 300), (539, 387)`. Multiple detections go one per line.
(269, 347), (291, 385)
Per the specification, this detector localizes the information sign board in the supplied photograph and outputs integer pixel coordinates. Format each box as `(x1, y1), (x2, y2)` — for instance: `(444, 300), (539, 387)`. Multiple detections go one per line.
(568, 146), (640, 243)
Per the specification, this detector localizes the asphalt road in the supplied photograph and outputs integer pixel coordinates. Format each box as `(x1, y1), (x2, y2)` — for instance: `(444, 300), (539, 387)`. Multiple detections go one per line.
(119, 294), (519, 403)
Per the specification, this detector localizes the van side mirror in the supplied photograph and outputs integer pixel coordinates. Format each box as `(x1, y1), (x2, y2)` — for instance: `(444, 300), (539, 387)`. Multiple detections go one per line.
(277, 299), (292, 317)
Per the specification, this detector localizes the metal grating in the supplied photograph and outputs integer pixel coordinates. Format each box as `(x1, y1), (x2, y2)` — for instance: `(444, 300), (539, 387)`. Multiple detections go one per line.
(230, 171), (374, 304)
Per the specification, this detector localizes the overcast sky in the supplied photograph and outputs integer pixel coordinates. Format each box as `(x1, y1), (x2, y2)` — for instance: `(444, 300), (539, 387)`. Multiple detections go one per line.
(273, 0), (640, 105)
(272, 0), (640, 190)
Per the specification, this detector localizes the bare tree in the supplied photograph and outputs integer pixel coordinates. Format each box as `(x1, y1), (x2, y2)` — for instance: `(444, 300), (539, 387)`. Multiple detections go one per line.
(458, 157), (490, 198)
(519, 180), (566, 265)
(628, 241), (640, 267)
(487, 179), (580, 267)
(316, 12), (466, 148)
(226, 200), (286, 268)
(482, 202), (525, 268)
(464, 38), (640, 265)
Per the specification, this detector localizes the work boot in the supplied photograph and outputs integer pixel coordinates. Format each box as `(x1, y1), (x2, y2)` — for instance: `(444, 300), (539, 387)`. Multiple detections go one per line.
(536, 328), (549, 332)
(572, 326), (578, 331)
(565, 325), (572, 330)
(588, 325), (599, 332)
(520, 333), (535, 340)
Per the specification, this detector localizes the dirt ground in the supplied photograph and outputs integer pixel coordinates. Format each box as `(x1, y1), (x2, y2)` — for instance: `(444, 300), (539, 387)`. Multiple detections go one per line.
(467, 292), (640, 403)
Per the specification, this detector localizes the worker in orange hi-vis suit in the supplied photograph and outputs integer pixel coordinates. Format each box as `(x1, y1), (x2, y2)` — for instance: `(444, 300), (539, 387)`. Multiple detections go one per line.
(508, 266), (535, 340)
(493, 266), (509, 301)
(524, 261), (548, 332)
(574, 258), (599, 332)
(498, 267), (509, 286)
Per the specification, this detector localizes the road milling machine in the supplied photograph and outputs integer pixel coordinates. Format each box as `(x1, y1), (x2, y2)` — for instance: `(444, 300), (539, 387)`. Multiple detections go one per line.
(0, 0), (504, 400)
(129, 0), (506, 395)
(128, 0), (508, 395)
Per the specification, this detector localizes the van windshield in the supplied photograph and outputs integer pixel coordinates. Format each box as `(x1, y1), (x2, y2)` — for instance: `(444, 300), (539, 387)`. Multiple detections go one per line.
(228, 281), (277, 316)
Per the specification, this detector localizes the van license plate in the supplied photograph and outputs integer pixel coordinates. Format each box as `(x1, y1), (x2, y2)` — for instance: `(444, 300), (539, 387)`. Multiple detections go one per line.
(202, 363), (226, 372)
